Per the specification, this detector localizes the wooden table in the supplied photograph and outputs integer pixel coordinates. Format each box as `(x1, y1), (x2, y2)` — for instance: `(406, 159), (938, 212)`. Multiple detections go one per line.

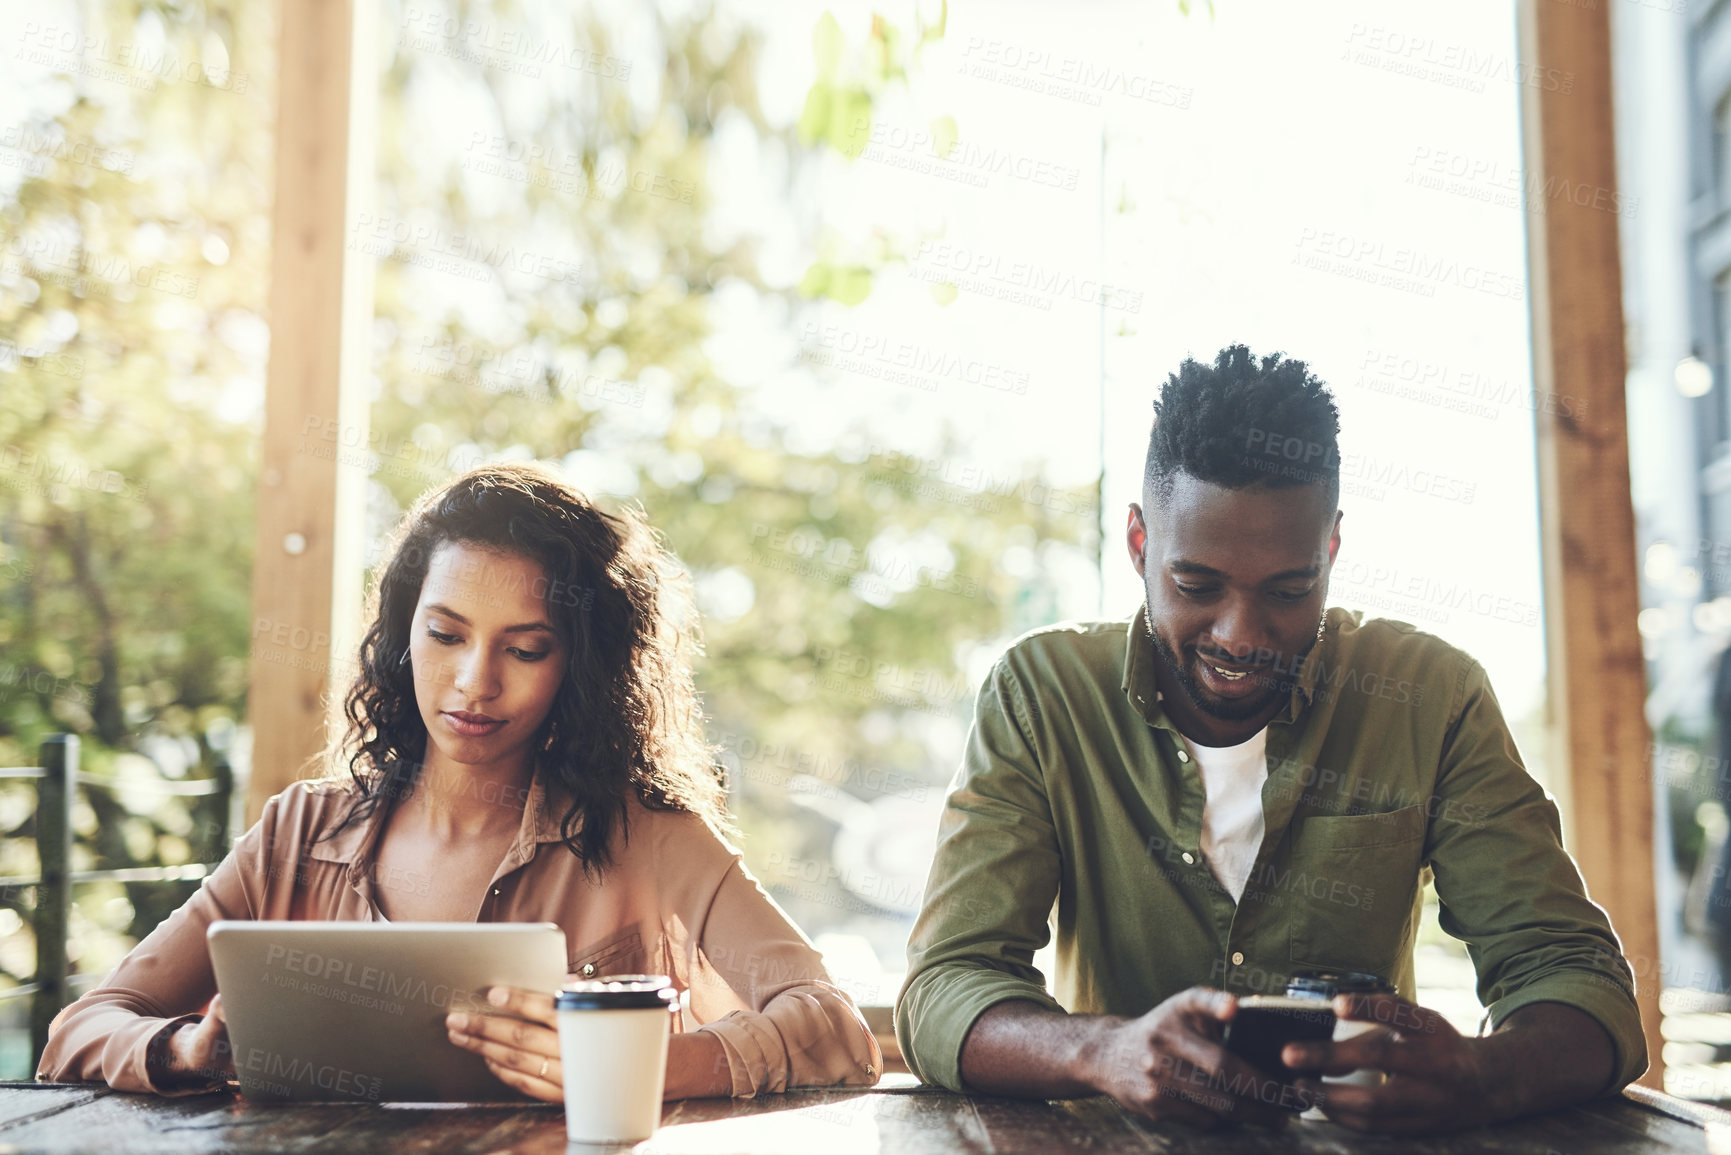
(1, 1078), (1725, 1153)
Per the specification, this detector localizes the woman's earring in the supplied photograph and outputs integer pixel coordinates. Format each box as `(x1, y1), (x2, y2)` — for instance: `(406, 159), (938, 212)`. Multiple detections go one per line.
(399, 649), (412, 667)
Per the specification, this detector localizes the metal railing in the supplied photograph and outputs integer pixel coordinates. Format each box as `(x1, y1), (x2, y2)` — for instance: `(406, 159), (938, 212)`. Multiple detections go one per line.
(0, 734), (232, 1071)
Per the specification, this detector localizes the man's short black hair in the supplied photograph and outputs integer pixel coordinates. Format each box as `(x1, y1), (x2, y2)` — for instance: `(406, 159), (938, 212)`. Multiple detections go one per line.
(1144, 344), (1340, 509)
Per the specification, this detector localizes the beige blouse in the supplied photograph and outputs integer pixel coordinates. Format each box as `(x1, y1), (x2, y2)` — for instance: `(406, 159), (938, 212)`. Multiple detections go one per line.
(38, 775), (881, 1096)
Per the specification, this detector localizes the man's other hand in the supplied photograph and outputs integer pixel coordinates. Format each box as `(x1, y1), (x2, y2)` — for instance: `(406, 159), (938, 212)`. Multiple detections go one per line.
(1280, 992), (1491, 1132)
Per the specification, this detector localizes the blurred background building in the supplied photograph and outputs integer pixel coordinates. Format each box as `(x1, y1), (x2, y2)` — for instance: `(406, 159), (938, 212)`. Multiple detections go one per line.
(1617, 0), (1731, 1098)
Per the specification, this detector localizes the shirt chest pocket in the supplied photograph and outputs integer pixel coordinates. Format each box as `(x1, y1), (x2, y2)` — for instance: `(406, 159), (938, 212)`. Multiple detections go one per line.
(569, 928), (646, 980)
(1284, 805), (1427, 979)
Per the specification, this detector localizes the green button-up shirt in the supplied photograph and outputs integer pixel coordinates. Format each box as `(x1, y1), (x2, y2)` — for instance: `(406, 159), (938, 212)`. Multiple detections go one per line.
(895, 607), (1645, 1092)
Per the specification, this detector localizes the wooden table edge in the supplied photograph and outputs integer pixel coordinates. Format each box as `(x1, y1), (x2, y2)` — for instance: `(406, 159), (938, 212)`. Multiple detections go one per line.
(7, 1081), (1731, 1141)
(1623, 1085), (1731, 1130)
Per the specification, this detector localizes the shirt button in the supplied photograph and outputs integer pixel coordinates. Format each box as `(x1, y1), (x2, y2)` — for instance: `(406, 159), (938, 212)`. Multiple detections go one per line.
(1181, 852), (1195, 865)
(1231, 951), (1245, 966)
(491, 887), (501, 896)
(581, 963), (596, 977)
(1176, 749), (1190, 763)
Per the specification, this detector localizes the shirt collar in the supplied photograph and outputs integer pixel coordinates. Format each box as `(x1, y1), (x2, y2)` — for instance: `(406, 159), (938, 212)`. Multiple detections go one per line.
(1276, 624), (1327, 724)
(1122, 604), (1338, 729)
(308, 766), (569, 867)
(1121, 605), (1167, 728)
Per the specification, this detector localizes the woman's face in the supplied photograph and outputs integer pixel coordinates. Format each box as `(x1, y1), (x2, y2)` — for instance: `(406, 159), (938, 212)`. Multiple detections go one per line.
(408, 541), (567, 778)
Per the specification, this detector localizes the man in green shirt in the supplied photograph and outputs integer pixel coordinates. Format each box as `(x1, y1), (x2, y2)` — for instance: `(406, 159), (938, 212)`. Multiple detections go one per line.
(894, 346), (1645, 1132)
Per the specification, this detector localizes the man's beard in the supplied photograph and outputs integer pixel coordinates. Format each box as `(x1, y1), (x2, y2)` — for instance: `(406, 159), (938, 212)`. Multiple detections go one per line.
(1144, 610), (1323, 723)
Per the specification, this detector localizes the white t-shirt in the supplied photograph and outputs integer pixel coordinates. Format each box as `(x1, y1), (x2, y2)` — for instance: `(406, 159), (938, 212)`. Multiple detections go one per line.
(1181, 728), (1270, 903)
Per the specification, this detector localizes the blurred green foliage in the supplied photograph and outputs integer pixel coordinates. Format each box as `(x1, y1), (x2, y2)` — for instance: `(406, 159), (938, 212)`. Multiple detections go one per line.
(794, 6), (944, 306)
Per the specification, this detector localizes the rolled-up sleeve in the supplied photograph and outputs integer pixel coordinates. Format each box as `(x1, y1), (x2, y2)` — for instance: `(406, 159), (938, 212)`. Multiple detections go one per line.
(676, 827), (880, 1097)
(1428, 659), (1647, 1090)
(894, 662), (1065, 1092)
(36, 792), (277, 1093)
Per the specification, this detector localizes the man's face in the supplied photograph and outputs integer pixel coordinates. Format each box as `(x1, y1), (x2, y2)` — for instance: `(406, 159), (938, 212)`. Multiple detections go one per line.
(1128, 473), (1341, 730)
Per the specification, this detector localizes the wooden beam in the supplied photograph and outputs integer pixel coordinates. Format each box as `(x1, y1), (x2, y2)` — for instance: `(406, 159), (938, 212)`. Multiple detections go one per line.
(246, 0), (376, 824)
(1518, 0), (1663, 1089)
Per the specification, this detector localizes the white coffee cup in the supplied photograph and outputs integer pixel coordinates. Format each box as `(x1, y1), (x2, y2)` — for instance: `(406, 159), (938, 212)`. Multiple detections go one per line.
(554, 974), (679, 1145)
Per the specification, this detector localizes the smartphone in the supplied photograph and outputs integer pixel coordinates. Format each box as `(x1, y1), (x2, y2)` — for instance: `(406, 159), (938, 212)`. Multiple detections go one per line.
(1221, 995), (1336, 1084)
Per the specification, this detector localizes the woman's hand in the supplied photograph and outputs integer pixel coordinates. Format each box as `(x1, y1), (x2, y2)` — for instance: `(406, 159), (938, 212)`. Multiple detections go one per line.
(451, 984), (729, 1102)
(162, 994), (235, 1087)
(664, 1030), (731, 1100)
(446, 986), (564, 1102)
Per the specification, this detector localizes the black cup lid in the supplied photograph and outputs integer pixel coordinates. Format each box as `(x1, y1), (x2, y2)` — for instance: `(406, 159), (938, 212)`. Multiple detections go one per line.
(1286, 970), (1392, 998)
(555, 974), (678, 1010)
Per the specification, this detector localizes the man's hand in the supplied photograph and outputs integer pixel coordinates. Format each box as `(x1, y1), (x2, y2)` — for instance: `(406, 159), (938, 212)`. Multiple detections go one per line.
(1281, 992), (1494, 1132)
(1282, 994), (1616, 1133)
(1080, 987), (1309, 1128)
(163, 994), (235, 1086)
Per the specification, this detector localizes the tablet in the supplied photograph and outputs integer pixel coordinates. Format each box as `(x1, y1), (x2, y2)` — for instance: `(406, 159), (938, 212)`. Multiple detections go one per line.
(207, 920), (568, 1102)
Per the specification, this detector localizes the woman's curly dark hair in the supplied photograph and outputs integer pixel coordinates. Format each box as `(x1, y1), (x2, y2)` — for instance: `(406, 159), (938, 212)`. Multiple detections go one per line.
(323, 462), (728, 875)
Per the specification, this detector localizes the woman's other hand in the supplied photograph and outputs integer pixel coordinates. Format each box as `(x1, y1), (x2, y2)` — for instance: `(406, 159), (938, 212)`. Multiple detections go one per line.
(163, 993), (235, 1086)
(447, 986), (563, 1101)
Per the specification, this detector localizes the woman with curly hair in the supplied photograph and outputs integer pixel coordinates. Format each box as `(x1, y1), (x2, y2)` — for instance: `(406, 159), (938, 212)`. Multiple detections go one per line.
(38, 462), (881, 1099)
